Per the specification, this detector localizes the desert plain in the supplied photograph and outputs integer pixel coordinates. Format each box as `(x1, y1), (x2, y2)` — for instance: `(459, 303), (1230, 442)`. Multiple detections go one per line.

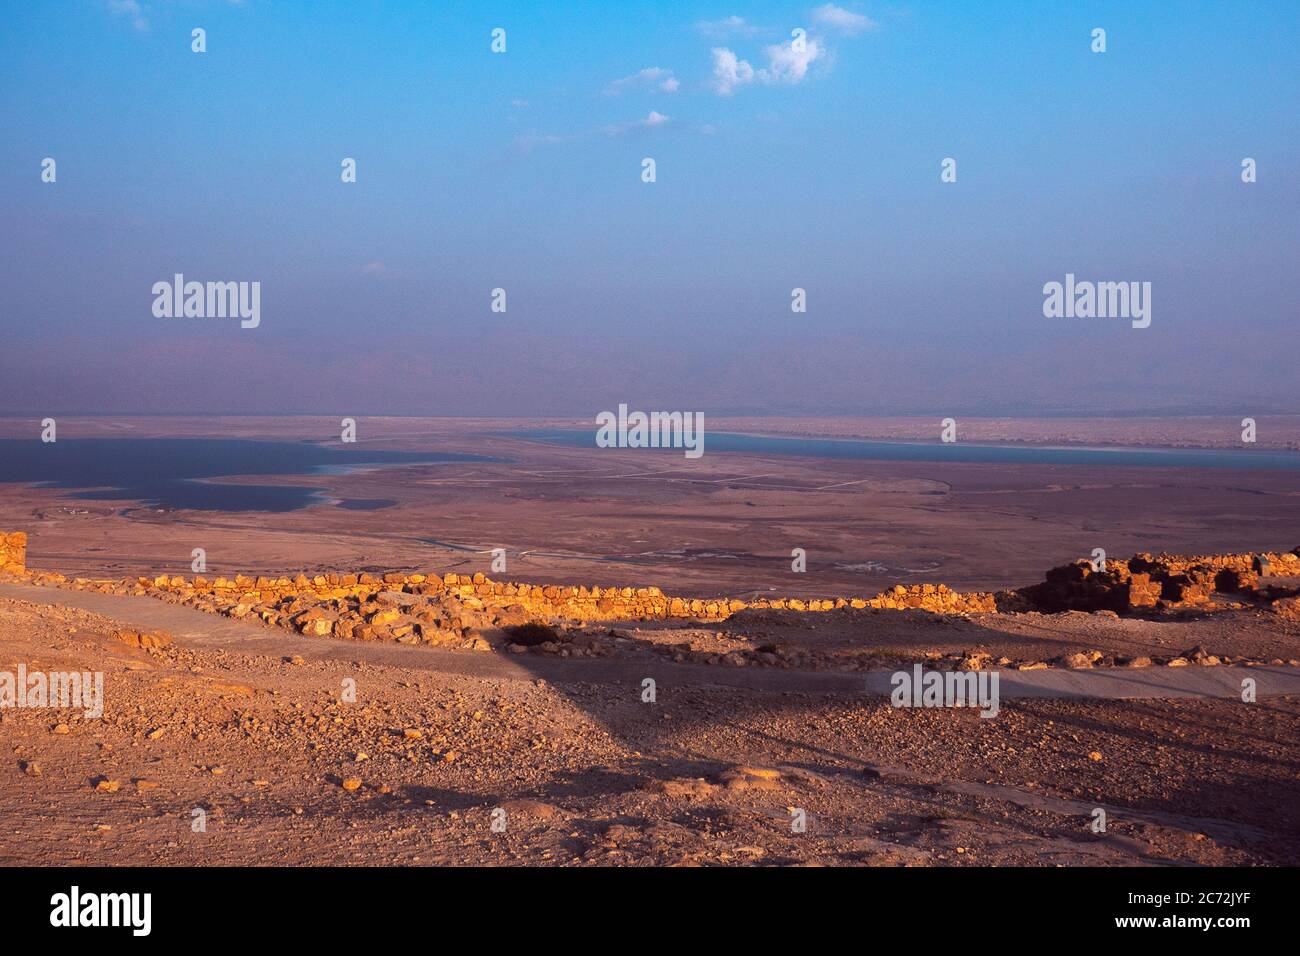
(1, 415), (1299, 866)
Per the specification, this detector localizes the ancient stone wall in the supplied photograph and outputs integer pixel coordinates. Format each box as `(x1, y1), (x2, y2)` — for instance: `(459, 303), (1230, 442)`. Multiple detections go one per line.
(57, 569), (998, 623)
(0, 531), (27, 574)
(3, 529), (1296, 649)
(1018, 549), (1300, 613)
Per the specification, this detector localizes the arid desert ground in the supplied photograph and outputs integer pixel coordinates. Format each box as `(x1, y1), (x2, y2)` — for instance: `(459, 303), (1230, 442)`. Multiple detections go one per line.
(1, 415), (1299, 866)
(4, 414), (1300, 593)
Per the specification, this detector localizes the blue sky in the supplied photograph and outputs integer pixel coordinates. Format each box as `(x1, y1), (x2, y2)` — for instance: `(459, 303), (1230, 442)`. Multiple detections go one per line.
(1, 1), (1297, 416)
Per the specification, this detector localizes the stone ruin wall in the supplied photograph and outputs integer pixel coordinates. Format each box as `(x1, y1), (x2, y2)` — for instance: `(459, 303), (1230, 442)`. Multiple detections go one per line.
(1021, 549), (1300, 613)
(2, 530), (1298, 647)
(0, 532), (26, 574)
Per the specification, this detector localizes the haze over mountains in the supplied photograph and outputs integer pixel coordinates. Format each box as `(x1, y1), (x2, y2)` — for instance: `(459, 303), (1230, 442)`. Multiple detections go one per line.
(2, 2), (1296, 417)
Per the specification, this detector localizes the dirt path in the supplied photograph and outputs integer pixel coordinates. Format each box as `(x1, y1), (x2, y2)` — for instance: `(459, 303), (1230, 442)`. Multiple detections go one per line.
(3, 581), (1297, 700)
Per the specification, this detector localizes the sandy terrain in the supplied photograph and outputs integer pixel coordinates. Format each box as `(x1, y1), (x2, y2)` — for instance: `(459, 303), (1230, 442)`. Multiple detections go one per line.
(2, 584), (1299, 867)
(2, 416), (1298, 867)
(2, 417), (1299, 599)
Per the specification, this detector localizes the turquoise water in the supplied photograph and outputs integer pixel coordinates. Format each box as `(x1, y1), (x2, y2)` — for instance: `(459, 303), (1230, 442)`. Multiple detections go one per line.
(0, 438), (498, 511)
(510, 429), (1300, 471)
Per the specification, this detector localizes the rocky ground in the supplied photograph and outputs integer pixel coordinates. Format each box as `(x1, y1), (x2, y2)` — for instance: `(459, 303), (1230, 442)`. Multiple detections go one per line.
(2, 594), (1298, 866)
(6, 417), (1300, 600)
(12, 539), (1297, 676)
(685, 600), (1300, 672)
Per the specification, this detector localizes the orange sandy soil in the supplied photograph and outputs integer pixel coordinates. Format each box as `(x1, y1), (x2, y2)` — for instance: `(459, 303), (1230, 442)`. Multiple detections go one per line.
(614, 601), (1300, 672)
(1, 417), (1299, 599)
(3, 596), (1299, 867)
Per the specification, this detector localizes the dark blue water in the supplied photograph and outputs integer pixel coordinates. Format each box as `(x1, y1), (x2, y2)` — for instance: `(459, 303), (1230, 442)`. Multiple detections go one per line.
(0, 439), (497, 512)
(511, 429), (1300, 471)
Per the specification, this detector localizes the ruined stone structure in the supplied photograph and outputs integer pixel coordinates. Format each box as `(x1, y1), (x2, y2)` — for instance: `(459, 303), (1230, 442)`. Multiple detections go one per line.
(24, 567), (999, 637)
(2, 529), (1296, 650)
(1017, 549), (1300, 613)
(0, 531), (26, 574)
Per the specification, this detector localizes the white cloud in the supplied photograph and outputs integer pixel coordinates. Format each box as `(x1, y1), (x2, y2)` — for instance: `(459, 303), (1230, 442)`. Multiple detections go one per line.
(762, 37), (823, 85)
(603, 111), (672, 136)
(604, 67), (680, 96)
(811, 3), (877, 35)
(710, 47), (756, 95)
(707, 6), (877, 96)
(710, 38), (823, 94)
(511, 98), (530, 109)
(696, 15), (761, 38)
(108, 0), (148, 31)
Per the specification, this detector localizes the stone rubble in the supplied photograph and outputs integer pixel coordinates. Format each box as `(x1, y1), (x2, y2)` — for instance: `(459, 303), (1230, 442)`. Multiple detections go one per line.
(2, 531), (1297, 671)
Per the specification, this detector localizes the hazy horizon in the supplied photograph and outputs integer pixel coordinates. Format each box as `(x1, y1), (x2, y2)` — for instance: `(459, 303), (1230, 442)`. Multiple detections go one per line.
(3, 1), (1297, 418)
